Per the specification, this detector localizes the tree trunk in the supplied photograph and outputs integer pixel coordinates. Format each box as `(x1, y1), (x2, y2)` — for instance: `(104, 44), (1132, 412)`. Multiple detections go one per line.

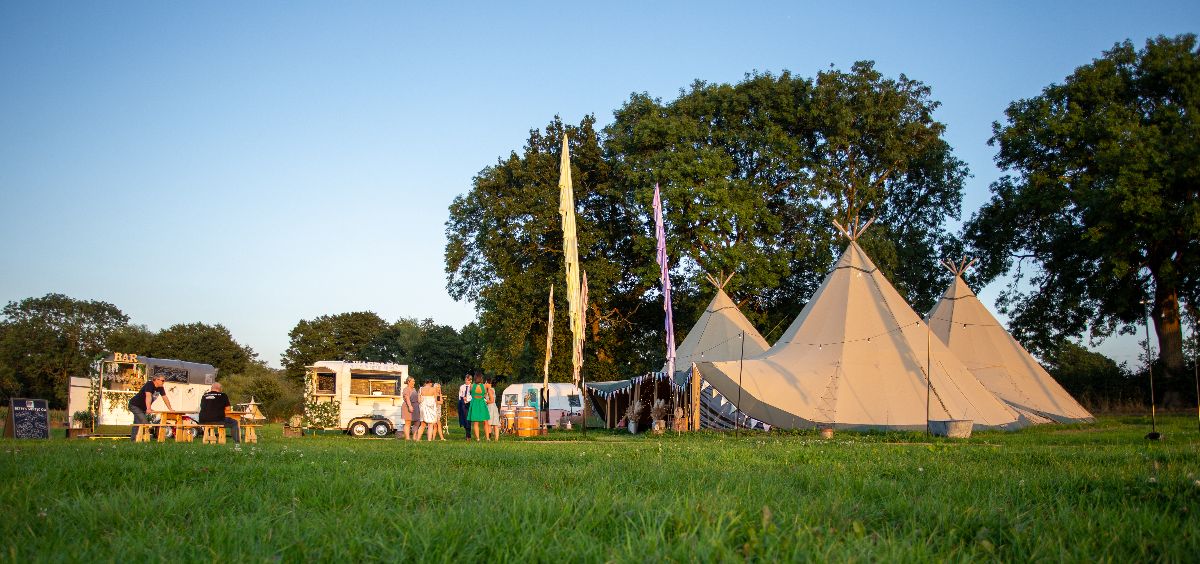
(1152, 283), (1186, 379)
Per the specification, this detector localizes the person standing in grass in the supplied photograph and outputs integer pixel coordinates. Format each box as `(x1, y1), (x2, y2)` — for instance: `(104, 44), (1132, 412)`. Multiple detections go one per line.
(128, 374), (175, 441)
(417, 379), (439, 441)
(433, 382), (447, 440)
(399, 377), (416, 440)
(485, 378), (500, 441)
(458, 373), (473, 439)
(407, 377), (421, 440)
(468, 371), (490, 441)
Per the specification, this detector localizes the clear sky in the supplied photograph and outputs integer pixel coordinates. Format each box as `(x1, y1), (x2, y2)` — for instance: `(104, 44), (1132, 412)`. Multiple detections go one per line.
(1, 1), (1196, 368)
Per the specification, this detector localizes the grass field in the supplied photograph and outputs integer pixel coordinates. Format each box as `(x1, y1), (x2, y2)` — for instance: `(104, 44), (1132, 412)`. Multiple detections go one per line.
(1, 416), (1197, 562)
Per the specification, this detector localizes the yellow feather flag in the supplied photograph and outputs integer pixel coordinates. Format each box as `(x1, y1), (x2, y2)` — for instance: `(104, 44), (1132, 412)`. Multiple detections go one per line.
(559, 133), (585, 387)
(576, 271), (588, 387)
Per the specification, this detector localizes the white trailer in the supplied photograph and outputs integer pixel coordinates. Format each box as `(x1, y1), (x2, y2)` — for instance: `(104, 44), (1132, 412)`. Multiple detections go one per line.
(305, 360), (410, 437)
(500, 382), (584, 426)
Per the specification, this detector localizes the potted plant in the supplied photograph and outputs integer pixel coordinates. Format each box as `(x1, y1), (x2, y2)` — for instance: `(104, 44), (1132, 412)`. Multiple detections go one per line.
(69, 411), (94, 438)
(625, 402), (644, 434)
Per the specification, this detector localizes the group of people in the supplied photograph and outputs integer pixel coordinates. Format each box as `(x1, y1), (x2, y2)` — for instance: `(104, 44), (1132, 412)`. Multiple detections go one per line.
(127, 374), (241, 443)
(397, 370), (500, 441)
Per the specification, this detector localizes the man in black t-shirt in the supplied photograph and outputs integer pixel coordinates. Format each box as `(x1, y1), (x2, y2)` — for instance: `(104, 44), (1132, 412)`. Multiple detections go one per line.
(128, 375), (176, 441)
(198, 382), (240, 443)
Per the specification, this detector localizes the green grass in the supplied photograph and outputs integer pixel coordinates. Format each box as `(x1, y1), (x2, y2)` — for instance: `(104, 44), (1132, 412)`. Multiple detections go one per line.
(1, 416), (1198, 562)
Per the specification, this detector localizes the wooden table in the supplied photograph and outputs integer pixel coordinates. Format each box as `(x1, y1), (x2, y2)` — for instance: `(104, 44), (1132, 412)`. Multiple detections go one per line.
(155, 411), (191, 442)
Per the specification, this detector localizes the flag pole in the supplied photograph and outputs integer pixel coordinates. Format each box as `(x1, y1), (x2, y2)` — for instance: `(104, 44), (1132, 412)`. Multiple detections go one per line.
(543, 285), (554, 428)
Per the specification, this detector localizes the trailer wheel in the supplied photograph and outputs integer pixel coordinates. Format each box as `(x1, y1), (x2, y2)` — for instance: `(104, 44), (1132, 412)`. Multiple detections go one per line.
(371, 421), (391, 437)
(348, 421), (369, 437)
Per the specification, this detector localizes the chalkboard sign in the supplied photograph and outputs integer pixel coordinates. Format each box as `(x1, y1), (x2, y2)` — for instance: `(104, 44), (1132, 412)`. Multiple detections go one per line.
(3, 398), (50, 439)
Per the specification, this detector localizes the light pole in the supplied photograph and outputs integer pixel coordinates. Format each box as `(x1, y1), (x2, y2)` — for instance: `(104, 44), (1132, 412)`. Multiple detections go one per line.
(1142, 299), (1160, 440)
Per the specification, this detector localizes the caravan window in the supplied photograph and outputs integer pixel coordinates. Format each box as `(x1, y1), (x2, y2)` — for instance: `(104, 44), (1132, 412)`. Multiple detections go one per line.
(350, 373), (402, 396)
(567, 395), (581, 408)
(314, 372), (335, 394)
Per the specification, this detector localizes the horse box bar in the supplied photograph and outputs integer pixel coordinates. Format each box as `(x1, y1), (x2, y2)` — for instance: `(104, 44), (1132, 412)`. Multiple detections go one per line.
(305, 361), (410, 437)
(67, 353), (219, 427)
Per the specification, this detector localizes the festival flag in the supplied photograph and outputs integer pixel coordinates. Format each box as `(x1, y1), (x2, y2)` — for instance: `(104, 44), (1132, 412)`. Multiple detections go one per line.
(653, 183), (677, 377)
(542, 284), (554, 416)
(558, 134), (585, 387)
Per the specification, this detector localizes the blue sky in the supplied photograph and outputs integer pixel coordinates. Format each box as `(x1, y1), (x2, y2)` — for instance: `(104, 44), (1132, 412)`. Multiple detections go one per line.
(1, 1), (1195, 369)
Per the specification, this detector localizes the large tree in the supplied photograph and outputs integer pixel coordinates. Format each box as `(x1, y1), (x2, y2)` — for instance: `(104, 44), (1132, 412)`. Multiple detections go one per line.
(606, 65), (967, 332)
(965, 35), (1199, 379)
(280, 312), (390, 382)
(147, 322), (256, 376)
(446, 116), (643, 382)
(0, 294), (128, 406)
(447, 64), (968, 379)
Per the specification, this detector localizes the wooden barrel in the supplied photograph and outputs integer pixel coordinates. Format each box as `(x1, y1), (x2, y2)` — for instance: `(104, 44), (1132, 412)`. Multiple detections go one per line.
(515, 406), (539, 437)
(500, 407), (516, 433)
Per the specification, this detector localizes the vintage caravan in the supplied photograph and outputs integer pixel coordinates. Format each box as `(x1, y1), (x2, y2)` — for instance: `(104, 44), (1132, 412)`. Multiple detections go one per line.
(305, 361), (411, 437)
(499, 382), (584, 426)
(68, 352), (218, 428)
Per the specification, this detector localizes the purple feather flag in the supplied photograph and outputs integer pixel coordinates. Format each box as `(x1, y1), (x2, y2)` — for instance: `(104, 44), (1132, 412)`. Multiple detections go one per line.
(653, 184), (677, 377)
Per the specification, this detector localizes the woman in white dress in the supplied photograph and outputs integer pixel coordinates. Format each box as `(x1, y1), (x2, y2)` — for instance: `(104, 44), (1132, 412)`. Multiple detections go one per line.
(486, 378), (500, 442)
(415, 380), (438, 441)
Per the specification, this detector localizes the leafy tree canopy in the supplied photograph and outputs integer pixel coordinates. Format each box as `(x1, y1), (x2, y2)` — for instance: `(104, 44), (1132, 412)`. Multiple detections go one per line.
(446, 64), (967, 381)
(281, 311), (390, 381)
(145, 322), (256, 376)
(0, 293), (128, 406)
(965, 34), (1199, 377)
(282, 312), (478, 383)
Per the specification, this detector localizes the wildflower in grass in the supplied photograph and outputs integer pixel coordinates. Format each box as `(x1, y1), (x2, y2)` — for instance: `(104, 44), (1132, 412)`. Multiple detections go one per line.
(1148, 477), (1157, 484)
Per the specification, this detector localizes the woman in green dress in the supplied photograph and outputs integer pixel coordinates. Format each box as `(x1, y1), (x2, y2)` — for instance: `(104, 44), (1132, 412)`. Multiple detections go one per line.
(467, 371), (490, 441)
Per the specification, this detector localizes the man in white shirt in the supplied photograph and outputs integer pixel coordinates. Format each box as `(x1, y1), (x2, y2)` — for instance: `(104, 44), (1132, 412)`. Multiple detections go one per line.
(457, 373), (472, 439)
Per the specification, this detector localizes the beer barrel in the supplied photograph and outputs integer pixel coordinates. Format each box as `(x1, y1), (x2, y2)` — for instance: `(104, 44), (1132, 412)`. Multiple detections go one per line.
(500, 406), (516, 434)
(515, 406), (539, 437)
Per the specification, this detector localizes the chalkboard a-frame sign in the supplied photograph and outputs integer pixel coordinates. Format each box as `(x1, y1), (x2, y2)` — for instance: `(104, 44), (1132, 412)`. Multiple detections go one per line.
(3, 398), (50, 439)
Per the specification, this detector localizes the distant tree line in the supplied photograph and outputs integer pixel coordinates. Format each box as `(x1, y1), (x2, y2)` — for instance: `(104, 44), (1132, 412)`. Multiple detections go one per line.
(0, 294), (480, 416)
(280, 312), (483, 385)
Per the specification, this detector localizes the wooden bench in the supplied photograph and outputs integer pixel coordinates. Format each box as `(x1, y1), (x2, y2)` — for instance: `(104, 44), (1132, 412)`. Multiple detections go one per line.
(132, 424), (173, 443)
(241, 424), (261, 444)
(200, 424), (227, 445)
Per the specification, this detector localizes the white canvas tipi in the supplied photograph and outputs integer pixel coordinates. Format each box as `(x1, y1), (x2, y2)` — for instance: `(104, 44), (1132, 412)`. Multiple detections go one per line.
(695, 222), (1025, 431)
(672, 274), (771, 373)
(926, 259), (1094, 424)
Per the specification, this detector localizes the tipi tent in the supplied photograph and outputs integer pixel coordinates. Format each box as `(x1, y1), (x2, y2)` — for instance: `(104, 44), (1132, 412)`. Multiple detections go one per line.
(696, 222), (1026, 431)
(586, 276), (771, 429)
(673, 274), (771, 372)
(926, 259), (1094, 424)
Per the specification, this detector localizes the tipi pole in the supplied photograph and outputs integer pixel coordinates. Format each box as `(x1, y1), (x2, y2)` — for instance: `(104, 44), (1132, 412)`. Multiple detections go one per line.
(736, 330), (745, 437)
(925, 315), (932, 437)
